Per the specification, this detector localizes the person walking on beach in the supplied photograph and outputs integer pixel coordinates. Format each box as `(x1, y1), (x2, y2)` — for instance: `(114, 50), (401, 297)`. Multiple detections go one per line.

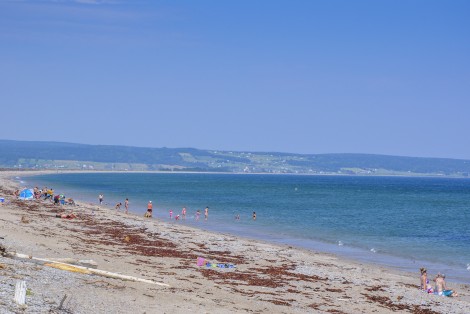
(99, 194), (104, 205)
(182, 207), (186, 220)
(145, 201), (153, 218)
(125, 198), (129, 214)
(204, 206), (209, 221)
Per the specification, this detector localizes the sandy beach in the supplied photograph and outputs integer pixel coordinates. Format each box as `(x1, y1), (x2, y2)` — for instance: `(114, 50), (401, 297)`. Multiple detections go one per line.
(1, 171), (469, 313)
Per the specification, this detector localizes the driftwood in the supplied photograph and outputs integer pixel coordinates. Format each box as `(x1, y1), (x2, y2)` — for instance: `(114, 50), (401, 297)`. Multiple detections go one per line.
(14, 280), (26, 305)
(7, 252), (169, 287)
(44, 258), (98, 268)
(58, 294), (67, 310)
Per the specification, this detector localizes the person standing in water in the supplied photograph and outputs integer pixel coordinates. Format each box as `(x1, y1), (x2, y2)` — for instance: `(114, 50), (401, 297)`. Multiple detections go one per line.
(99, 194), (104, 205)
(182, 207), (187, 220)
(145, 201), (153, 218)
(252, 211), (256, 220)
(204, 206), (209, 221)
(125, 198), (129, 214)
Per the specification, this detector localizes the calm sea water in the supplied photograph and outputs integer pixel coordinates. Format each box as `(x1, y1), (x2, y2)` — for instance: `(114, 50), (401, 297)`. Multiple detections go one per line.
(22, 173), (470, 283)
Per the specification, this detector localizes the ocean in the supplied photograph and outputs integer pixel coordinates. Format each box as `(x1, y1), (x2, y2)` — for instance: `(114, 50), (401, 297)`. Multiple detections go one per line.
(21, 172), (470, 283)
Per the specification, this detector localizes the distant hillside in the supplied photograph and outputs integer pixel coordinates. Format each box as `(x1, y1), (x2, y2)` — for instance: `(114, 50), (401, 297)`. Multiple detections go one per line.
(1, 139), (469, 176)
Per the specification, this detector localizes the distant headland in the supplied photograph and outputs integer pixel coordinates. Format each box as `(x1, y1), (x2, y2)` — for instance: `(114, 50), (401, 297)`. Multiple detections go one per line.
(1, 139), (469, 177)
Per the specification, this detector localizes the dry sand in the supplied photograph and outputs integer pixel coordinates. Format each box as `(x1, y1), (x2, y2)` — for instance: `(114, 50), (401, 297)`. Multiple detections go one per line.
(1, 170), (469, 313)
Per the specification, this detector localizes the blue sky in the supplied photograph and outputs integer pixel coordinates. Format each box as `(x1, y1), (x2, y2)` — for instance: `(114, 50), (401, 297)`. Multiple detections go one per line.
(1, 0), (469, 159)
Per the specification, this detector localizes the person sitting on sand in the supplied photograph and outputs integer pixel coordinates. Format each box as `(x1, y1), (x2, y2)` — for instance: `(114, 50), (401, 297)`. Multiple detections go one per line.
(42, 187), (48, 198)
(434, 273), (457, 297)
(115, 202), (122, 210)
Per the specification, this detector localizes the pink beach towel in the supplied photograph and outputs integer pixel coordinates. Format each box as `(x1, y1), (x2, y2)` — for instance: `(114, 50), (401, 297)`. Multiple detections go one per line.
(197, 257), (205, 266)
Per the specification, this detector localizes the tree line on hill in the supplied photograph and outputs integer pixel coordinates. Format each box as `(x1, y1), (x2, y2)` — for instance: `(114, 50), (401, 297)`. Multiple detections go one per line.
(0, 139), (469, 176)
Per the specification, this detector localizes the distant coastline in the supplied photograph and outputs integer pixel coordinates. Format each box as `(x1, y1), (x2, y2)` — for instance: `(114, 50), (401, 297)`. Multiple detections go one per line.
(3, 168), (470, 181)
(1, 139), (470, 177)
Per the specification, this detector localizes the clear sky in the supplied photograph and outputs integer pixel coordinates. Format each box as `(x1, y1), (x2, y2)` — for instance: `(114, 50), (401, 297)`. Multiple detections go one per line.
(1, 0), (469, 159)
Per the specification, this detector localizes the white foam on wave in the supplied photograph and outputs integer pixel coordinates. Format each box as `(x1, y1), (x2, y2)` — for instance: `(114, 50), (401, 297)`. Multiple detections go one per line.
(467, 263), (470, 271)
(337, 241), (343, 246)
(370, 248), (377, 253)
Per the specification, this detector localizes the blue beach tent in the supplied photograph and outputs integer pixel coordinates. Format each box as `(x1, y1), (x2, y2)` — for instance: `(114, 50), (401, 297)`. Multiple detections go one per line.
(18, 189), (34, 200)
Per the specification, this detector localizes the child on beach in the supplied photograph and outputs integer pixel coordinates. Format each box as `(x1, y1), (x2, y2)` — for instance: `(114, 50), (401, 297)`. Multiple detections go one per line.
(169, 210), (173, 219)
(125, 198), (129, 214)
(182, 207), (186, 220)
(115, 202), (122, 210)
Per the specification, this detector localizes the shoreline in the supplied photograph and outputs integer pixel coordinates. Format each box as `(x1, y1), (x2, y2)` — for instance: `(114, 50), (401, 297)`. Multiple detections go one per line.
(19, 170), (470, 285)
(6, 167), (470, 179)
(1, 170), (469, 313)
